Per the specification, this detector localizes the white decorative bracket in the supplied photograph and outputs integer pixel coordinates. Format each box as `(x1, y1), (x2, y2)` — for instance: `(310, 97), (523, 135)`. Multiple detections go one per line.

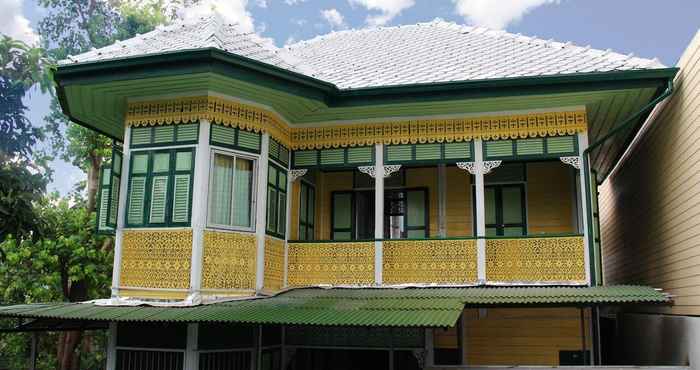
(358, 165), (402, 178)
(289, 169), (308, 182)
(456, 160), (502, 175)
(560, 156), (581, 170)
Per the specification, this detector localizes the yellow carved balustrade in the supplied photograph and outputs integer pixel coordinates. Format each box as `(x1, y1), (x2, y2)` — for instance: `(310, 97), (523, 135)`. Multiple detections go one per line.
(201, 230), (257, 294)
(486, 236), (586, 283)
(287, 242), (375, 286)
(383, 239), (477, 284)
(263, 236), (285, 292)
(119, 229), (193, 299)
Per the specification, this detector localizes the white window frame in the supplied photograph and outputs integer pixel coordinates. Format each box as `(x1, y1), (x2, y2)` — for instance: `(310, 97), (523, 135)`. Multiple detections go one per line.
(206, 147), (258, 232)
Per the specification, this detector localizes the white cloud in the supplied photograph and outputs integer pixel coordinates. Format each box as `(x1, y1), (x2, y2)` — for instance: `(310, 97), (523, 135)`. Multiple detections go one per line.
(255, 0), (267, 8)
(320, 9), (346, 30)
(256, 21), (267, 33)
(348, 0), (414, 27)
(178, 0), (255, 32)
(291, 18), (307, 27)
(0, 0), (39, 44)
(452, 0), (560, 29)
(284, 36), (297, 46)
(284, 0), (307, 5)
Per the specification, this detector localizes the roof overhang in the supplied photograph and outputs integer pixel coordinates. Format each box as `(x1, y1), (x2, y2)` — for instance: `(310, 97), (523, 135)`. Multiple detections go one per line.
(0, 286), (670, 330)
(53, 48), (678, 183)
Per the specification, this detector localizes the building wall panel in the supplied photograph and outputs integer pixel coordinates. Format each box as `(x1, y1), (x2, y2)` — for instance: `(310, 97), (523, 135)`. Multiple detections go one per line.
(600, 32), (700, 316)
(527, 162), (576, 234)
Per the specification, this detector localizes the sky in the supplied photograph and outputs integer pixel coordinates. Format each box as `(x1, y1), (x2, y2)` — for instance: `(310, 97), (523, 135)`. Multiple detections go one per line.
(2, 0), (699, 195)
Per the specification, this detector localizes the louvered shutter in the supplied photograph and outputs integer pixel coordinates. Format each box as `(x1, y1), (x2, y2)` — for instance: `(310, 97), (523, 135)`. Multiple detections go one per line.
(172, 175), (191, 223)
(96, 147), (123, 233)
(149, 175), (169, 223)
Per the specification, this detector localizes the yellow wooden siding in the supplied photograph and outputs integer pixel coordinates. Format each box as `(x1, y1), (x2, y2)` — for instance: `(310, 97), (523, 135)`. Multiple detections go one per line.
(406, 167), (439, 236)
(463, 308), (591, 366)
(201, 230), (257, 293)
(600, 31), (700, 316)
(383, 239), (477, 284)
(289, 180), (300, 240)
(446, 166), (473, 237)
(526, 162), (576, 234)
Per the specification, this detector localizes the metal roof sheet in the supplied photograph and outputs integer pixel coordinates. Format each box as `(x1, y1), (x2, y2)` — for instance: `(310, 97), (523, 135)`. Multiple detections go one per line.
(0, 285), (668, 327)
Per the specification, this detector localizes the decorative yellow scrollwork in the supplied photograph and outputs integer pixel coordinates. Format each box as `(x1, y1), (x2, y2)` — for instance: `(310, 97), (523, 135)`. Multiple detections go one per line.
(486, 236), (586, 283)
(201, 230), (257, 291)
(125, 96), (587, 150)
(383, 239), (477, 284)
(120, 229), (193, 291)
(287, 242), (375, 286)
(263, 236), (285, 292)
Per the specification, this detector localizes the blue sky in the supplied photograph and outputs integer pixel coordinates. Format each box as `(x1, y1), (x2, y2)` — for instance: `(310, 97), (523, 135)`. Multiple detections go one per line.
(4, 0), (699, 195)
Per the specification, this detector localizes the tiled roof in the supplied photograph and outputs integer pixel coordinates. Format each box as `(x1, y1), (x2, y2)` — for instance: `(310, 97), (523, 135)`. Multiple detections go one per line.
(61, 16), (665, 90)
(0, 286), (668, 327)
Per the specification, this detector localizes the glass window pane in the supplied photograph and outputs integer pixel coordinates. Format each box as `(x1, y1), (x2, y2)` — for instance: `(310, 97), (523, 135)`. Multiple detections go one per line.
(267, 187), (277, 231)
(131, 153), (149, 174)
(277, 193), (286, 235)
(268, 166), (277, 185)
(278, 171), (287, 191)
(406, 190), (426, 227)
(485, 187), (496, 225)
(175, 151), (192, 171)
(102, 168), (111, 185)
(153, 152), (170, 172)
(503, 227), (525, 236)
(308, 227), (314, 240)
(209, 154), (234, 226)
(232, 158), (254, 228)
(299, 226), (306, 240)
(486, 227), (498, 236)
(333, 193), (352, 229)
(502, 187), (523, 224)
(407, 229), (426, 238)
(308, 188), (315, 224)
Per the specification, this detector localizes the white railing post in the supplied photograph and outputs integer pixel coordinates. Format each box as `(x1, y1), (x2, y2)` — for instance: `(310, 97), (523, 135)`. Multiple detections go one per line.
(374, 144), (385, 285)
(105, 322), (117, 370)
(255, 133), (271, 292)
(185, 323), (199, 370)
(473, 140), (487, 282)
(577, 132), (592, 285)
(112, 126), (131, 298)
(189, 120), (211, 302)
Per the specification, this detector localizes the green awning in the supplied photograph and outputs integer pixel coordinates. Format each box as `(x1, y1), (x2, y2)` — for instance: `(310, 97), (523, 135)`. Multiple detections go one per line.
(0, 285), (668, 328)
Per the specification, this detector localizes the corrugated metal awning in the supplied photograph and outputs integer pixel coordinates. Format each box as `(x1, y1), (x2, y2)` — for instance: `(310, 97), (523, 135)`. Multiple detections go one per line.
(0, 285), (668, 328)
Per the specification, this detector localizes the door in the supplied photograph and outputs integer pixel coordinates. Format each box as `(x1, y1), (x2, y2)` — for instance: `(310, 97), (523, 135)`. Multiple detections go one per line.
(484, 184), (526, 236)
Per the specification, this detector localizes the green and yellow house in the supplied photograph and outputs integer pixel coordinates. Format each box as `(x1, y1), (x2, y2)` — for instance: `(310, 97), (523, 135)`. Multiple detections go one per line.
(0, 16), (678, 369)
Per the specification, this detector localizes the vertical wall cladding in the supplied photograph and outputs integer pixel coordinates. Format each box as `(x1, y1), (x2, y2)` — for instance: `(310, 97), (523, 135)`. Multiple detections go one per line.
(462, 308), (592, 365)
(289, 181), (301, 240)
(600, 33), (700, 315)
(446, 166), (473, 237)
(527, 161), (576, 234)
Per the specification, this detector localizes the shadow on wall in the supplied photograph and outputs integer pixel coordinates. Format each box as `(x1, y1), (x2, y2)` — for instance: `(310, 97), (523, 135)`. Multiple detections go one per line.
(616, 313), (697, 366)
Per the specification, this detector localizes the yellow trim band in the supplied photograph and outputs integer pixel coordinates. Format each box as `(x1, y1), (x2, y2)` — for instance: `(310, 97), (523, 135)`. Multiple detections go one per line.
(126, 96), (587, 150)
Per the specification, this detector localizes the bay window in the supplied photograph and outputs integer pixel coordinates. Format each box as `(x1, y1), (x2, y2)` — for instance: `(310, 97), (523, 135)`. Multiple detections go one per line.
(207, 150), (256, 230)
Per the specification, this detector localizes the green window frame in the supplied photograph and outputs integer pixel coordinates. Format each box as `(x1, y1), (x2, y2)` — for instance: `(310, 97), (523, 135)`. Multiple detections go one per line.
(207, 149), (257, 231)
(266, 163), (287, 238)
(96, 147), (123, 234)
(298, 180), (315, 241)
(124, 148), (195, 228)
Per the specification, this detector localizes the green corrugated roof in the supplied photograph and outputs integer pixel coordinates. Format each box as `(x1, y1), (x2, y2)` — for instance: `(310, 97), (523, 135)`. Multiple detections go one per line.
(0, 285), (668, 327)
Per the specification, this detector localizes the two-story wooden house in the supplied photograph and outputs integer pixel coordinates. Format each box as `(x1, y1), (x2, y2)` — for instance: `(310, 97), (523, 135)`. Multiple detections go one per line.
(0, 16), (676, 369)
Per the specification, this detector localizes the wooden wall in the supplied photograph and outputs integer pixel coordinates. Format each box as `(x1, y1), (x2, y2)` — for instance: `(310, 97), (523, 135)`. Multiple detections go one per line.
(462, 308), (591, 366)
(527, 162), (576, 234)
(317, 170), (354, 239)
(446, 166), (473, 236)
(599, 31), (700, 316)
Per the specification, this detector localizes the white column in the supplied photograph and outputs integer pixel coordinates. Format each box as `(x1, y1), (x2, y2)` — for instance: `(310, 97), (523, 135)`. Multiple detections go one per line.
(189, 120), (211, 301)
(255, 133), (271, 292)
(577, 132), (592, 285)
(473, 139), (487, 282)
(437, 164), (447, 237)
(374, 144), (385, 285)
(105, 322), (117, 370)
(111, 126), (131, 298)
(185, 323), (199, 370)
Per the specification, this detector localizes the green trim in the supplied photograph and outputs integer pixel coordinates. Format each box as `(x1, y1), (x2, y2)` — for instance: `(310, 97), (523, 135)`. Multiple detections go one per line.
(385, 142), (473, 165)
(266, 162), (287, 239)
(292, 146), (375, 169)
(483, 135), (578, 161)
(209, 124), (262, 154)
(288, 233), (583, 243)
(298, 180), (316, 241)
(130, 123), (199, 149)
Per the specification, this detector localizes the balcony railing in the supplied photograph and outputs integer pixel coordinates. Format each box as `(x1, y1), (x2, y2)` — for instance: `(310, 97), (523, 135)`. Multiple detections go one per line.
(383, 239), (477, 285)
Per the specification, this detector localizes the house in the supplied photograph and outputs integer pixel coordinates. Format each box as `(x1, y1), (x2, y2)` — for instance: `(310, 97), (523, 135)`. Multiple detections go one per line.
(0, 16), (677, 369)
(599, 30), (700, 366)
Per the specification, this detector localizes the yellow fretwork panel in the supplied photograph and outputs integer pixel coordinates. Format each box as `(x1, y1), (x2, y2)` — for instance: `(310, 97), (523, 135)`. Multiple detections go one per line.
(201, 230), (257, 291)
(118, 289), (188, 300)
(383, 239), (478, 284)
(125, 96), (587, 150)
(120, 229), (193, 291)
(486, 236), (586, 283)
(263, 236), (285, 292)
(287, 242), (375, 286)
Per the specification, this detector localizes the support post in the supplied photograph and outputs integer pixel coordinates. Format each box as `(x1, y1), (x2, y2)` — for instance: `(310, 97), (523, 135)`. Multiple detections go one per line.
(105, 322), (117, 370)
(255, 133), (271, 292)
(577, 132), (592, 285)
(185, 323), (199, 370)
(374, 144), (385, 285)
(189, 120), (211, 302)
(29, 332), (37, 370)
(473, 140), (487, 282)
(424, 328), (434, 368)
(111, 126), (131, 298)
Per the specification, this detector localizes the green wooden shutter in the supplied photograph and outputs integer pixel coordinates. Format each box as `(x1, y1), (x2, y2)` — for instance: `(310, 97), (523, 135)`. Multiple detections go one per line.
(107, 149), (123, 228)
(406, 190), (427, 238)
(96, 166), (112, 232)
(172, 174), (191, 223)
(332, 192), (353, 240)
(149, 175), (169, 224)
(127, 177), (147, 225)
